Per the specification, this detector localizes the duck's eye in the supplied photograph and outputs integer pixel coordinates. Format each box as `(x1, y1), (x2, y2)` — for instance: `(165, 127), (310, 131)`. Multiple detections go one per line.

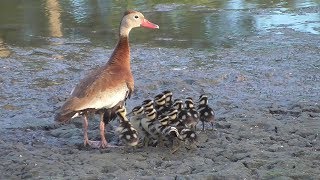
(134, 15), (139, 19)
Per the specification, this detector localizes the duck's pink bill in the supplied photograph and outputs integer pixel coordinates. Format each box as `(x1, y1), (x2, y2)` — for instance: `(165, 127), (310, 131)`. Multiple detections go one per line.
(141, 19), (159, 29)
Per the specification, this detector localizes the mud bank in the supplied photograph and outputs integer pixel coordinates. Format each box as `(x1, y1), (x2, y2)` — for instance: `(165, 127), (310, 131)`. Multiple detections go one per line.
(0, 29), (319, 179)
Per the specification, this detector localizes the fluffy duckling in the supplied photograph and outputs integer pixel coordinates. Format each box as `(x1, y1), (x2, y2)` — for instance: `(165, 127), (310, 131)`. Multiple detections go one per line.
(172, 99), (184, 111)
(183, 97), (199, 131)
(157, 114), (183, 153)
(178, 128), (198, 152)
(154, 93), (167, 114)
(197, 94), (215, 131)
(163, 90), (173, 110)
(129, 105), (146, 139)
(115, 106), (139, 147)
(140, 108), (160, 146)
(157, 115), (180, 143)
(172, 98), (194, 129)
(166, 108), (185, 131)
(179, 128), (197, 144)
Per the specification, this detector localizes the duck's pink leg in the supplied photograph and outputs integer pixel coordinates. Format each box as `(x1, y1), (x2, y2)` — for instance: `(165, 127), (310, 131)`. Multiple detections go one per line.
(99, 111), (120, 148)
(83, 113), (101, 148)
(99, 112), (108, 148)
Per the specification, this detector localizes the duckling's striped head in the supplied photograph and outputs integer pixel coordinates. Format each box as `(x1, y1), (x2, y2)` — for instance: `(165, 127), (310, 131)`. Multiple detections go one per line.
(132, 105), (144, 116)
(142, 99), (154, 111)
(154, 93), (166, 106)
(173, 99), (184, 110)
(158, 115), (170, 125)
(167, 108), (178, 121)
(185, 97), (195, 109)
(162, 90), (173, 103)
(198, 94), (209, 106)
(145, 108), (157, 120)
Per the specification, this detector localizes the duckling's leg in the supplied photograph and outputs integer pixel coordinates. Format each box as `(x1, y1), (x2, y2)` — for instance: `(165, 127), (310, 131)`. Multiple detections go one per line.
(158, 136), (165, 147)
(211, 122), (214, 130)
(192, 124), (197, 132)
(202, 121), (205, 131)
(143, 136), (149, 147)
(170, 139), (181, 154)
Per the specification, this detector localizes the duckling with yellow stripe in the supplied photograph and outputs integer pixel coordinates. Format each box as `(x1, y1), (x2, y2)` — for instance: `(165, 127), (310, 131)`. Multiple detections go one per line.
(115, 106), (139, 147)
(197, 94), (215, 131)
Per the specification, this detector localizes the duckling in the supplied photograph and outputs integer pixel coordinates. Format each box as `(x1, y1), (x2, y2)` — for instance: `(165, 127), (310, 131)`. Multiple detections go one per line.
(184, 97), (199, 131)
(129, 105), (145, 140)
(154, 93), (167, 114)
(172, 99), (184, 111)
(179, 128), (198, 150)
(173, 98), (192, 128)
(115, 106), (139, 147)
(198, 94), (215, 131)
(157, 114), (182, 153)
(166, 108), (185, 131)
(172, 99), (194, 128)
(162, 90), (173, 110)
(142, 99), (154, 112)
(140, 108), (160, 146)
(157, 115), (180, 143)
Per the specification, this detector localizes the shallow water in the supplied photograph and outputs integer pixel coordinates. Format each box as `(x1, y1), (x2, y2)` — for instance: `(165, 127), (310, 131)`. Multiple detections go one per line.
(0, 0), (319, 48)
(0, 1), (319, 130)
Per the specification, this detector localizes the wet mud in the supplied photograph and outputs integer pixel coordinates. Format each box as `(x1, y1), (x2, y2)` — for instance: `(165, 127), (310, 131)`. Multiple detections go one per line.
(0, 28), (319, 179)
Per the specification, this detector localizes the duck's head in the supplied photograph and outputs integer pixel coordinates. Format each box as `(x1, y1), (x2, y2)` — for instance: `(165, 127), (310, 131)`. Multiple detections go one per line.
(120, 10), (159, 36)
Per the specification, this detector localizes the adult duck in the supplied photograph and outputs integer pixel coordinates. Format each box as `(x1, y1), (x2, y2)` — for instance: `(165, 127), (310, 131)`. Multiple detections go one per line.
(55, 10), (159, 148)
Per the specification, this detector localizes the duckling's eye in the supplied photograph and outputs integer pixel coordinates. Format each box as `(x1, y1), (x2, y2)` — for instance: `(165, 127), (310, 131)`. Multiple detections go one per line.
(134, 15), (139, 19)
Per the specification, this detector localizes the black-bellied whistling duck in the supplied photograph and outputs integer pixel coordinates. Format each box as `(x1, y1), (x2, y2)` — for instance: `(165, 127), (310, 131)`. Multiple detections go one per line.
(54, 10), (159, 148)
(197, 94), (215, 131)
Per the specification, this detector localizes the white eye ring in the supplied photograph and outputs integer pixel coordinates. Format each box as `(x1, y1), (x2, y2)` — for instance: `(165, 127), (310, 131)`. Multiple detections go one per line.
(134, 15), (139, 19)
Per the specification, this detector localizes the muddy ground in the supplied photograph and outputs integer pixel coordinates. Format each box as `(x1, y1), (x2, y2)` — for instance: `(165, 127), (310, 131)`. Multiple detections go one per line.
(0, 28), (320, 179)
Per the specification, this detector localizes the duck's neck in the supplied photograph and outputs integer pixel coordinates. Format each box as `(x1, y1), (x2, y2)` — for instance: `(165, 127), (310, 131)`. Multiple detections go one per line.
(107, 36), (130, 67)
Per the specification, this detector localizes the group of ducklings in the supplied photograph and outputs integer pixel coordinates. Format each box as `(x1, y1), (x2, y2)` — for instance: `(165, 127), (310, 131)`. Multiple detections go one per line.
(114, 91), (215, 152)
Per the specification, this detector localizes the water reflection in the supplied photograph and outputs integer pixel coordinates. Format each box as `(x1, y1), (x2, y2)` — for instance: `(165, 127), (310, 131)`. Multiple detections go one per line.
(0, 0), (318, 49)
(45, 0), (63, 37)
(0, 38), (11, 58)
(69, 0), (90, 23)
